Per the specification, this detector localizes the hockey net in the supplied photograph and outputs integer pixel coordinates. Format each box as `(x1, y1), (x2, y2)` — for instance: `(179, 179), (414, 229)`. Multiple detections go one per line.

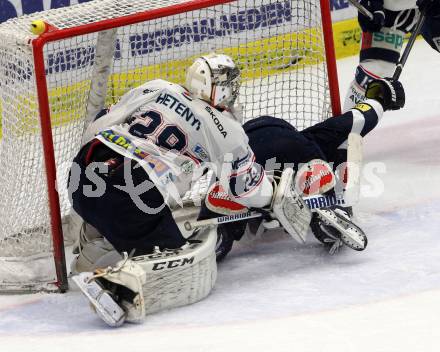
(0, 0), (339, 292)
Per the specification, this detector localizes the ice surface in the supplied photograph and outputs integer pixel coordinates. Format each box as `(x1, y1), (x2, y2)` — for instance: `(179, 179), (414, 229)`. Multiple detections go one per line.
(1, 40), (440, 352)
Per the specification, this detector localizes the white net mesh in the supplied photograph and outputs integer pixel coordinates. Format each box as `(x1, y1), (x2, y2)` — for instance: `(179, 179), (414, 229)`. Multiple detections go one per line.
(0, 0), (332, 292)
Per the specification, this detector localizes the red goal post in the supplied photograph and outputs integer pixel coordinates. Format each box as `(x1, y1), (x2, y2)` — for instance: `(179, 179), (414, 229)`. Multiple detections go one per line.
(0, 0), (340, 292)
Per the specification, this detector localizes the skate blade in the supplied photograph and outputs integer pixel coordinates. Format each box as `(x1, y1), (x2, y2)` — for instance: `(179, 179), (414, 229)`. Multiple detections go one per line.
(316, 209), (367, 251)
(72, 272), (126, 327)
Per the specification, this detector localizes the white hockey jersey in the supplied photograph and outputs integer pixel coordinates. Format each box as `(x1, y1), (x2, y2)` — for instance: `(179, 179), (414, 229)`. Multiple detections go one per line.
(384, 0), (417, 11)
(83, 79), (273, 208)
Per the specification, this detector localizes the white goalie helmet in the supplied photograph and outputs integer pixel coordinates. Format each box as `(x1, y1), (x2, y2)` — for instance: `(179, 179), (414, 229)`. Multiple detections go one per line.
(185, 53), (241, 110)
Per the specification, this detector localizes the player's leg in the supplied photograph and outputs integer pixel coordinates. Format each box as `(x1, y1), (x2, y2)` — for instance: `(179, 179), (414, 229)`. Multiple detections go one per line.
(420, 9), (440, 53)
(69, 143), (219, 326)
(243, 117), (365, 252)
(344, 8), (417, 111)
(244, 116), (327, 167)
(70, 221), (122, 274)
(300, 104), (381, 166)
(301, 99), (382, 246)
(247, 104), (384, 250)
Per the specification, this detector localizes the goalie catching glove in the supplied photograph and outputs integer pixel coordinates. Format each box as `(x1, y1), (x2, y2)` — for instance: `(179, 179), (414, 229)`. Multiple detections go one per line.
(365, 78), (405, 111)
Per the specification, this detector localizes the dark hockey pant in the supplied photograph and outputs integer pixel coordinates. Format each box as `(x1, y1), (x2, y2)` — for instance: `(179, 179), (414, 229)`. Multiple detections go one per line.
(243, 112), (378, 172)
(68, 141), (186, 255)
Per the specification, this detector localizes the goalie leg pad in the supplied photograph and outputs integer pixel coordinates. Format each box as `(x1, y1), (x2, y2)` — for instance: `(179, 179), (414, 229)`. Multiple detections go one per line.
(73, 227), (217, 326)
(70, 222), (123, 274)
(272, 168), (312, 243)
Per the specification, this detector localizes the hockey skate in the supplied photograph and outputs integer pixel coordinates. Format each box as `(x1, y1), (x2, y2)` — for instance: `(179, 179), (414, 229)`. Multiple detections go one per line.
(312, 206), (367, 254)
(72, 272), (127, 327)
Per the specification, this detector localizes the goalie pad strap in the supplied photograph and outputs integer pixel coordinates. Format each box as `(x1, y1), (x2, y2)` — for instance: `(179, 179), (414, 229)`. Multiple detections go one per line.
(272, 168), (312, 243)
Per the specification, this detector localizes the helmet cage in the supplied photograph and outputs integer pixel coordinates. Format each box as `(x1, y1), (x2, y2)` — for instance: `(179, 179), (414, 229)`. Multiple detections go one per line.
(204, 60), (241, 109)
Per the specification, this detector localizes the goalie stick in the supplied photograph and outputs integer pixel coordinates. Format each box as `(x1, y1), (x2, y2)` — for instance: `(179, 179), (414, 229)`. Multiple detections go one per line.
(393, 9), (426, 80)
(184, 195), (346, 231)
(183, 193), (346, 231)
(182, 194), (366, 252)
(347, 0), (374, 20)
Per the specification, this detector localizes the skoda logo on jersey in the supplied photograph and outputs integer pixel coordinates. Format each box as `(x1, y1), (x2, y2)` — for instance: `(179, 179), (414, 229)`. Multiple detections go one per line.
(205, 106), (227, 138)
(142, 88), (159, 95)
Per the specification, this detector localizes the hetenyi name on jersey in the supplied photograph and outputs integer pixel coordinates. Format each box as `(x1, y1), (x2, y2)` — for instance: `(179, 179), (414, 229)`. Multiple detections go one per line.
(156, 93), (201, 131)
(205, 106), (227, 138)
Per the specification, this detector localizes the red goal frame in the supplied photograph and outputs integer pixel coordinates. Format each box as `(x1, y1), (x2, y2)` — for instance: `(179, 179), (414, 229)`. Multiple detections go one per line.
(30, 0), (341, 291)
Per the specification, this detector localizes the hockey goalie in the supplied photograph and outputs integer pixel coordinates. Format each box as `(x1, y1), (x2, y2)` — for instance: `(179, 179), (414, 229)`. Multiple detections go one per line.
(69, 53), (405, 327)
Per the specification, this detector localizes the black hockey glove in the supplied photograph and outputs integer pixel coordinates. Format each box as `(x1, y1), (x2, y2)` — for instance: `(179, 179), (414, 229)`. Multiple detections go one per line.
(365, 78), (405, 111)
(417, 0), (440, 17)
(358, 0), (385, 32)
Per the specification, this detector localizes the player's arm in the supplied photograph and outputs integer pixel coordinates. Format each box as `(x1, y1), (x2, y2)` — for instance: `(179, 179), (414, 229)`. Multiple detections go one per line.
(225, 145), (273, 209)
(343, 77), (405, 137)
(305, 78), (404, 156)
(357, 0), (385, 32)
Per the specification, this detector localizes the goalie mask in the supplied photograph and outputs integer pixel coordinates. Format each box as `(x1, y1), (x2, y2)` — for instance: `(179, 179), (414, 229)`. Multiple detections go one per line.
(185, 53), (241, 110)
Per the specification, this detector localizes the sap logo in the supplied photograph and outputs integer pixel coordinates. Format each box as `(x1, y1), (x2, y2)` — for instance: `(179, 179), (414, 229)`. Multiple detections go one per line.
(373, 32), (404, 50)
(205, 106), (227, 138)
(152, 257), (195, 271)
(330, 0), (350, 11)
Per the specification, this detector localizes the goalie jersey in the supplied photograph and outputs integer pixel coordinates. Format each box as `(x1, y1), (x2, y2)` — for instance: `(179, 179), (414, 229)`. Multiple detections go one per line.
(83, 79), (272, 208)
